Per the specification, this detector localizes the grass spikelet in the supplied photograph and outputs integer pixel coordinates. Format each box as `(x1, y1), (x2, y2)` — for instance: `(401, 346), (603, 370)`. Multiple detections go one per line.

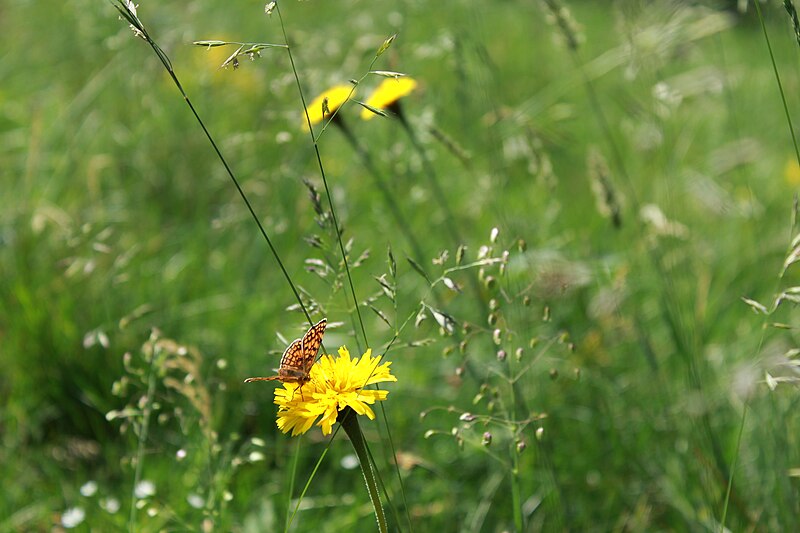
(587, 147), (622, 228)
(539, 0), (583, 50)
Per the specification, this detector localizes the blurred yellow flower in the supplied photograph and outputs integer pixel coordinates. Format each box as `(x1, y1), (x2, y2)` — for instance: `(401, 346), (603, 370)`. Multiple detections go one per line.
(275, 347), (396, 436)
(303, 85), (354, 129)
(785, 158), (800, 187)
(360, 77), (418, 120)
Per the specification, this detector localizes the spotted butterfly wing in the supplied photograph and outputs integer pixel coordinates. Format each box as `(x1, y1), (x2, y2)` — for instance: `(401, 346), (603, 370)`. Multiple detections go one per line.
(300, 318), (326, 372)
(244, 318), (327, 384)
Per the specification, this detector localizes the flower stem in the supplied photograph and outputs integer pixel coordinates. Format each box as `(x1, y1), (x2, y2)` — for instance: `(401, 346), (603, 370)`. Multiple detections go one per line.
(339, 407), (387, 533)
(128, 338), (159, 531)
(509, 447), (523, 531)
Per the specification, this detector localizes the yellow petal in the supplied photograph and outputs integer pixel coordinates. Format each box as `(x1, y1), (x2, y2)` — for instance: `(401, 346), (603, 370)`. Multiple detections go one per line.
(361, 77), (418, 120)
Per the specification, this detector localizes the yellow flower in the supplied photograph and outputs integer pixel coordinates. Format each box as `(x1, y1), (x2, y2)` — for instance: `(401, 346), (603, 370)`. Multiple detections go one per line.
(360, 77), (418, 120)
(786, 158), (800, 187)
(303, 85), (354, 129)
(274, 347), (396, 436)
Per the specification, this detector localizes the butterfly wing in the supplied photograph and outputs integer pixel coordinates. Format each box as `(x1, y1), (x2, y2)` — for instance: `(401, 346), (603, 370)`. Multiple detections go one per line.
(279, 338), (305, 372)
(244, 338), (303, 382)
(300, 318), (327, 372)
(244, 319), (326, 384)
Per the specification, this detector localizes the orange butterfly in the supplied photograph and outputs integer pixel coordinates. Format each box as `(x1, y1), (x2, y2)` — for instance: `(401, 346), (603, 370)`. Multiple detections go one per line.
(245, 318), (327, 386)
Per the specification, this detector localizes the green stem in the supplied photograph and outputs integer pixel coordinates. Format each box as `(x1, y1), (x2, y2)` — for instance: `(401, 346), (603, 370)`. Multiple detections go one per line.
(110, 1), (313, 322)
(510, 446), (523, 532)
(755, 0), (800, 169)
(128, 339), (159, 531)
(275, 2), (369, 347)
(720, 403), (747, 532)
(339, 407), (387, 533)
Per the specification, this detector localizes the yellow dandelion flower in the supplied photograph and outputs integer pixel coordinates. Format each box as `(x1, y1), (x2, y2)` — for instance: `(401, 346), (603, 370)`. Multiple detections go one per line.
(303, 85), (354, 130)
(360, 77), (418, 120)
(274, 346), (396, 436)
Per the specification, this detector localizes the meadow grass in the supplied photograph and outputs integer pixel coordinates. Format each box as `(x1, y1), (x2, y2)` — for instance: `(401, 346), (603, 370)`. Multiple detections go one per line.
(4, 0), (800, 531)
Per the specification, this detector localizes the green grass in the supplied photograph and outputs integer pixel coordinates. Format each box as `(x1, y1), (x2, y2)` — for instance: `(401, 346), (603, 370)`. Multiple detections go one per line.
(4, 0), (800, 530)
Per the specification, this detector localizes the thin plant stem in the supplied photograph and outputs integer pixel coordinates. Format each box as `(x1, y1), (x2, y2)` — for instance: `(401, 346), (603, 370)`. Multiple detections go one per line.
(720, 402), (748, 531)
(510, 445), (523, 531)
(275, 1), (369, 348)
(755, 0), (800, 168)
(538, 0), (740, 519)
(286, 444), (331, 530)
(274, 6), (412, 531)
(720, 5), (800, 529)
(110, 1), (312, 322)
(128, 338), (158, 531)
(721, 197), (800, 530)
(283, 438), (303, 532)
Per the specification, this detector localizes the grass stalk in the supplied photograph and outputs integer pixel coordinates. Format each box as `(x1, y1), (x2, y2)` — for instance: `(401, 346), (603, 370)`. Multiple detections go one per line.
(755, 0), (800, 168)
(538, 0), (738, 518)
(275, 1), (369, 347)
(720, 4), (800, 529)
(719, 402), (747, 531)
(127, 338), (158, 531)
(510, 446), (523, 531)
(110, 1), (312, 321)
(273, 6), (415, 530)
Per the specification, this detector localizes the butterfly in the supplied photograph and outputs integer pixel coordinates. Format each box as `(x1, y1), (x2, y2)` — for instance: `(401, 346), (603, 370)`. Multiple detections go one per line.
(244, 318), (327, 386)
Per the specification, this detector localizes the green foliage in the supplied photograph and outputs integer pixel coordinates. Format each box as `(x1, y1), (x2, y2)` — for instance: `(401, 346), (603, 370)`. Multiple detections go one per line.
(4, 0), (800, 531)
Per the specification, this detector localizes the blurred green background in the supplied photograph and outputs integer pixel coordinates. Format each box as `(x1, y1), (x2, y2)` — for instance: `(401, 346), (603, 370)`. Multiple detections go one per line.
(3, 0), (800, 531)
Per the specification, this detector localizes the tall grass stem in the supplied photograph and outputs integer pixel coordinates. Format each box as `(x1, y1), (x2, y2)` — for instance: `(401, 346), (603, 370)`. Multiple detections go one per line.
(755, 0), (800, 168)
(127, 343), (158, 531)
(110, 1), (312, 322)
(275, 2), (369, 347)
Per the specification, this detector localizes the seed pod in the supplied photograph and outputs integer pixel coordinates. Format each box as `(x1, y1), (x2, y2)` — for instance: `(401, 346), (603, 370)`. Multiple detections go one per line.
(456, 244), (466, 265)
(492, 329), (502, 345)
